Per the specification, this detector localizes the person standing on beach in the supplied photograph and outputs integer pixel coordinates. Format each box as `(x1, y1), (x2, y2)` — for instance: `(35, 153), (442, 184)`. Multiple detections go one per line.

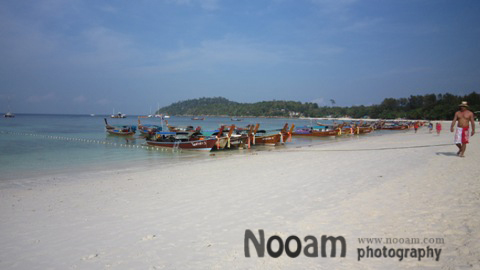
(436, 122), (442, 135)
(450, 101), (475, 157)
(414, 122), (419, 133)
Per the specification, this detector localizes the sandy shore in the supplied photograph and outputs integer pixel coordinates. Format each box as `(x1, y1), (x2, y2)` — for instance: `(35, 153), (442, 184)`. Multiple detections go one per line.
(1, 122), (479, 269)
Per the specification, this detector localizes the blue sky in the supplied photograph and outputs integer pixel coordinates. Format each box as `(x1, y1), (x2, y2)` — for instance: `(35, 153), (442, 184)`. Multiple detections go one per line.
(1, 0), (479, 114)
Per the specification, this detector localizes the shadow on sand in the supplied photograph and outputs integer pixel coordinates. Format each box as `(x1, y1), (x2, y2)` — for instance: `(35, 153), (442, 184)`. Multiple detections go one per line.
(436, 152), (458, 157)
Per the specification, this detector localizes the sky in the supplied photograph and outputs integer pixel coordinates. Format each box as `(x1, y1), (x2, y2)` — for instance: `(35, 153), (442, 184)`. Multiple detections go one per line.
(0, 0), (479, 114)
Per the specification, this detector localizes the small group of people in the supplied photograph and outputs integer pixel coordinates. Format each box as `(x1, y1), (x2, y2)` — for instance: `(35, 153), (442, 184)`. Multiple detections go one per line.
(427, 122), (443, 135)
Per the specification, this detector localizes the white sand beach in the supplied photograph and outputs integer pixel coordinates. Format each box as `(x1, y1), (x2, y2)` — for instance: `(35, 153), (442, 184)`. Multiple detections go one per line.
(1, 122), (479, 269)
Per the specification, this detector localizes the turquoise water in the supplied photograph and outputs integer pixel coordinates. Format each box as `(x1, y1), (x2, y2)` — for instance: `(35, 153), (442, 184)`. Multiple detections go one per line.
(0, 114), (386, 181)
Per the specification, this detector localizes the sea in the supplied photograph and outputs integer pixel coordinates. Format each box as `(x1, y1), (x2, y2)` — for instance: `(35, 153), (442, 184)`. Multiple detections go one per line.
(0, 114), (388, 182)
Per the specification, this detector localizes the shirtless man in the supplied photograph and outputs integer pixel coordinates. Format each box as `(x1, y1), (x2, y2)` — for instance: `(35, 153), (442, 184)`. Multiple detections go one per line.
(450, 101), (475, 157)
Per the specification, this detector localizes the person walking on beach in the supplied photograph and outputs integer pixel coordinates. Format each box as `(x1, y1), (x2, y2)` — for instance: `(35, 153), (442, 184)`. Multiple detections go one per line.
(436, 122), (442, 135)
(414, 122), (419, 133)
(450, 101), (475, 157)
(428, 122), (433, 133)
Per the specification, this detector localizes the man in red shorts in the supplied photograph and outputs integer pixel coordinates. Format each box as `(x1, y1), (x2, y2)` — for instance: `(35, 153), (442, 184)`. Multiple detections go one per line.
(450, 101), (475, 157)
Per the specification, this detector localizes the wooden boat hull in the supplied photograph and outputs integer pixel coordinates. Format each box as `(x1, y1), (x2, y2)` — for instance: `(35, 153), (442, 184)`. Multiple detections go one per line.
(107, 130), (135, 136)
(292, 130), (338, 137)
(358, 127), (373, 134)
(377, 126), (408, 130)
(253, 134), (282, 145)
(138, 126), (161, 135)
(213, 136), (249, 150)
(147, 138), (217, 151)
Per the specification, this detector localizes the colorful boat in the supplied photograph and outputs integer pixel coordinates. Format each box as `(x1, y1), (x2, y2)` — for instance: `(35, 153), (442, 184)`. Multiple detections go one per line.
(137, 119), (162, 135)
(146, 131), (217, 151)
(293, 125), (339, 137)
(166, 120), (199, 133)
(104, 118), (136, 135)
(375, 121), (409, 130)
(251, 123), (292, 146)
(211, 125), (250, 150)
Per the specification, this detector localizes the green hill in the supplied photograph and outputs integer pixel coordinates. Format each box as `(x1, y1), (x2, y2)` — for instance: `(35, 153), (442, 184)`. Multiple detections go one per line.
(157, 97), (318, 117)
(157, 93), (480, 120)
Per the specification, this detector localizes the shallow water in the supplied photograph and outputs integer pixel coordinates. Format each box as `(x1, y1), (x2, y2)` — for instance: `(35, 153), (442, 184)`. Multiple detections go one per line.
(0, 114), (388, 181)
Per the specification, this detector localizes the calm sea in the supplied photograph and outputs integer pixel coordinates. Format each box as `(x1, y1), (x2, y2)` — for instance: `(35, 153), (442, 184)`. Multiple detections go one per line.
(0, 114), (386, 182)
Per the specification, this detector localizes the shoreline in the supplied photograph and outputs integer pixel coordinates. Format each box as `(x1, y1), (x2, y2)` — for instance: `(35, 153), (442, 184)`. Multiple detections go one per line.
(1, 122), (479, 269)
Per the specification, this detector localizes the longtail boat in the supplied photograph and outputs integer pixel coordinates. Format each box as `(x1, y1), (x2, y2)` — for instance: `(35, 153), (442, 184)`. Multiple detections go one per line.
(251, 123), (290, 146)
(146, 131), (217, 151)
(191, 117), (205, 120)
(137, 119), (162, 135)
(375, 121), (409, 130)
(104, 118), (136, 135)
(212, 125), (250, 150)
(293, 125), (339, 137)
(166, 120), (199, 133)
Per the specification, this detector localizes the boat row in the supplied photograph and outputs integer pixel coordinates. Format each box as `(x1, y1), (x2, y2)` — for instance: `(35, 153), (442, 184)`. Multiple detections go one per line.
(105, 118), (295, 151)
(104, 118), (418, 151)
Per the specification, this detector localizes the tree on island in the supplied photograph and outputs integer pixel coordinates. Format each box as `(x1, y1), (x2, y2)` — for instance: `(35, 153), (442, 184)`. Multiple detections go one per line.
(156, 92), (479, 120)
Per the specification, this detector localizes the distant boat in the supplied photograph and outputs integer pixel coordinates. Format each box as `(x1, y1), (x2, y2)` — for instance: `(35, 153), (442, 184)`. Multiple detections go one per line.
(4, 103), (14, 117)
(231, 118), (242, 121)
(111, 108), (126, 118)
(111, 112), (127, 118)
(90, 114), (95, 117)
(191, 116), (205, 120)
(4, 111), (15, 118)
(155, 114), (170, 120)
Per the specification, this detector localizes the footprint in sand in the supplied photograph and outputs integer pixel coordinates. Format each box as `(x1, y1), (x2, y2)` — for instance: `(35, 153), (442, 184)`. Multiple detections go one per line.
(82, 253), (98, 260)
(142, 234), (156, 241)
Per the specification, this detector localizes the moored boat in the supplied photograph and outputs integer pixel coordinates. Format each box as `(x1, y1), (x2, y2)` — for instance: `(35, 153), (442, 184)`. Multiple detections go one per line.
(104, 118), (136, 135)
(4, 112), (15, 118)
(375, 121), (409, 130)
(106, 126), (136, 135)
(137, 119), (162, 135)
(293, 125), (339, 137)
(146, 131), (217, 151)
(211, 125), (250, 150)
(251, 123), (290, 146)
(111, 108), (127, 118)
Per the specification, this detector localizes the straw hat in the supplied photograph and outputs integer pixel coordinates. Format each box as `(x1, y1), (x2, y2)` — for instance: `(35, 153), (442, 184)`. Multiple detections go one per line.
(459, 101), (469, 107)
